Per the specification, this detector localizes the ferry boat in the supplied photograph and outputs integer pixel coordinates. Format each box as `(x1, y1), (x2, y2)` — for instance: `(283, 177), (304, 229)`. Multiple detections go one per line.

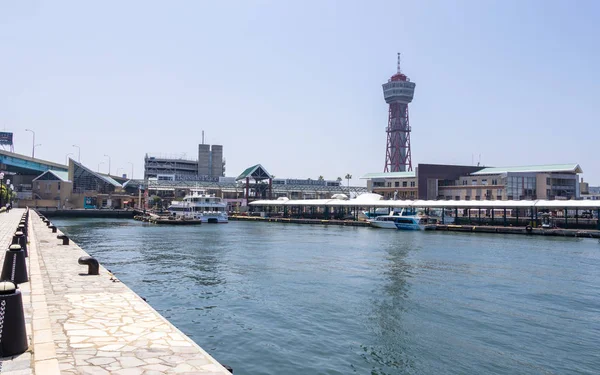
(167, 190), (228, 223)
(369, 209), (413, 229)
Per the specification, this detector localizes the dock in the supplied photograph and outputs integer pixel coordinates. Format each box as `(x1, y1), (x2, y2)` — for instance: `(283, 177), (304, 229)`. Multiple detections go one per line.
(0, 208), (232, 374)
(230, 215), (600, 238)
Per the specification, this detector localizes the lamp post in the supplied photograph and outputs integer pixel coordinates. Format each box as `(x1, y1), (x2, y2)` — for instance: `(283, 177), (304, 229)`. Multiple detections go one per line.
(345, 173), (352, 194)
(66, 153), (74, 165)
(104, 154), (111, 175)
(25, 129), (35, 158)
(98, 161), (104, 172)
(72, 144), (80, 162)
(128, 162), (134, 179)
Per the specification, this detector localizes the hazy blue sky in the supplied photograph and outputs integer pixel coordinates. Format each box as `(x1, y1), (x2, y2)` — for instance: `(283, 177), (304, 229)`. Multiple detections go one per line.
(1, 1), (598, 184)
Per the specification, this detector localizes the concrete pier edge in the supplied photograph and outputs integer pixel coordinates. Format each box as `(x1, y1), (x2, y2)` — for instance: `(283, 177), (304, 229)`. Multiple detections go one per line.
(0, 208), (233, 375)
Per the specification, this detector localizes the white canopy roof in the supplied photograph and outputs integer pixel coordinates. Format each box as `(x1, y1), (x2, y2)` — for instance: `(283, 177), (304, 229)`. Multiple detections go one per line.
(250, 198), (600, 209)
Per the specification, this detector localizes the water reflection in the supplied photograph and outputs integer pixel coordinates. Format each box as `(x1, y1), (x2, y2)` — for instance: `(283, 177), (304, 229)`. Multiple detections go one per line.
(362, 233), (419, 375)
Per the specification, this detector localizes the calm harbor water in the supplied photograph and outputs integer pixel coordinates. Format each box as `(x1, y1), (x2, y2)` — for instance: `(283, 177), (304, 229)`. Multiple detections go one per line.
(51, 218), (600, 375)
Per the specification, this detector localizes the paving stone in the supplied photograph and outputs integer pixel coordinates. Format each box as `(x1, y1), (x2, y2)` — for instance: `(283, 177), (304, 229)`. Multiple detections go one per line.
(0, 210), (232, 374)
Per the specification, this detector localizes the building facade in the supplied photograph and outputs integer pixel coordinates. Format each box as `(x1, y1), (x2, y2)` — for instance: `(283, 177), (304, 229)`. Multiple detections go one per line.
(363, 164), (583, 201)
(144, 144), (225, 181)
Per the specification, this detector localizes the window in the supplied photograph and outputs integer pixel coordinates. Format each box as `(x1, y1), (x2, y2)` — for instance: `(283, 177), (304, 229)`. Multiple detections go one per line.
(497, 196), (502, 200)
(395, 181), (399, 187)
(58, 182), (61, 191)
(472, 179), (477, 186)
(465, 196), (471, 200)
(410, 181), (415, 187)
(386, 182), (391, 187)
(410, 191), (414, 197)
(455, 196), (460, 200)
(446, 196), (452, 200)
(482, 179), (488, 185)
(492, 179), (498, 185)
(475, 195), (481, 200)
(463, 180), (467, 186)
(402, 181), (407, 187)
(486, 190), (492, 199)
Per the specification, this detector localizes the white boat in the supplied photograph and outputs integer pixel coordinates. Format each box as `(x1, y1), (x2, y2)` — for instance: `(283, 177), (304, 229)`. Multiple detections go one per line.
(167, 189), (228, 223)
(369, 209), (412, 229)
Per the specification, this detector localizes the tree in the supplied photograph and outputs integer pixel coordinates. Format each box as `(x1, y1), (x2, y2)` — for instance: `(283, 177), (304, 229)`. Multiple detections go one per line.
(318, 175), (324, 181)
(336, 177), (342, 183)
(345, 174), (352, 189)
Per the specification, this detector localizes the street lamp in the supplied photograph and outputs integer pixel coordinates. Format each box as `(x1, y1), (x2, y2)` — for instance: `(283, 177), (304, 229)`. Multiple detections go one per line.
(98, 161), (104, 172)
(72, 144), (80, 162)
(25, 129), (35, 158)
(104, 154), (111, 175)
(65, 153), (74, 165)
(128, 162), (134, 179)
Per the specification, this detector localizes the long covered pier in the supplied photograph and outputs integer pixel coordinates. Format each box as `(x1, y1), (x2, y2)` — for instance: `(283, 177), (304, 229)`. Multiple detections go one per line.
(249, 196), (600, 230)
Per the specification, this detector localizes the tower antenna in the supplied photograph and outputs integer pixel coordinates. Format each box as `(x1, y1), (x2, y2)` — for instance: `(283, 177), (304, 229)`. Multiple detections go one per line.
(397, 52), (401, 74)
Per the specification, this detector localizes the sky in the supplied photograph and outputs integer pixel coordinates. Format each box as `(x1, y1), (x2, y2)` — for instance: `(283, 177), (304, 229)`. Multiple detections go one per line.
(1, 1), (599, 185)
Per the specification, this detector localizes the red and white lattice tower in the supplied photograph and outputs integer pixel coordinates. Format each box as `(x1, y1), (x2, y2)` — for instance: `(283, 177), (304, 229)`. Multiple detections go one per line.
(383, 53), (416, 172)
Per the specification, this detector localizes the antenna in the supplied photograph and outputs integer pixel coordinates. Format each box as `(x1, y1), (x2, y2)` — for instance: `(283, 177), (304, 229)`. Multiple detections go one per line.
(202, 131), (204, 145)
(477, 154), (481, 167)
(397, 52), (401, 74)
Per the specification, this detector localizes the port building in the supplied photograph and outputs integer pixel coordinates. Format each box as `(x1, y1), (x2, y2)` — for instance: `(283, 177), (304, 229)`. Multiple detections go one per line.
(144, 143), (225, 181)
(362, 163), (583, 201)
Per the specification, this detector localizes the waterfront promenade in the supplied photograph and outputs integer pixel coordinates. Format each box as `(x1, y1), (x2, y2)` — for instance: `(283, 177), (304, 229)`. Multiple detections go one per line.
(0, 208), (232, 375)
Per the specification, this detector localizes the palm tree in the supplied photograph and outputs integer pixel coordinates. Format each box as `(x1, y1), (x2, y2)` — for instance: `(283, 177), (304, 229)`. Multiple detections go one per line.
(318, 175), (324, 181)
(336, 177), (342, 183)
(345, 174), (352, 190)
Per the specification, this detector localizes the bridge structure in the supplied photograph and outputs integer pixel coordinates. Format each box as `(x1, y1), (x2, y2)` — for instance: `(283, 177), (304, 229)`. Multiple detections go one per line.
(0, 149), (67, 175)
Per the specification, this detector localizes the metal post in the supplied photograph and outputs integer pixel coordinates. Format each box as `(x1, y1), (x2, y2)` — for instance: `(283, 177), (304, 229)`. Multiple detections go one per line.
(491, 208), (494, 225)
(575, 208), (578, 227)
(516, 209), (519, 226)
(503, 208), (507, 227)
(468, 208), (471, 224)
(478, 208), (481, 224)
(455, 207), (458, 224)
(530, 207), (534, 227)
(564, 208), (568, 229)
(597, 208), (600, 230)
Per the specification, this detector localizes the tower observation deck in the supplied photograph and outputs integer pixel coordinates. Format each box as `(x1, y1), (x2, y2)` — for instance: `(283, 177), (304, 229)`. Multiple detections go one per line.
(382, 53), (416, 172)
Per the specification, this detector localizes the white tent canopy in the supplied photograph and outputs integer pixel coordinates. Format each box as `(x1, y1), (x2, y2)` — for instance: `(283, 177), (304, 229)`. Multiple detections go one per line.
(249, 198), (600, 209)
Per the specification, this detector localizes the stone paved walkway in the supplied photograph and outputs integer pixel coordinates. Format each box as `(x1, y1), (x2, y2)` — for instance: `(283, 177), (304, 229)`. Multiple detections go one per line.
(2, 209), (232, 374)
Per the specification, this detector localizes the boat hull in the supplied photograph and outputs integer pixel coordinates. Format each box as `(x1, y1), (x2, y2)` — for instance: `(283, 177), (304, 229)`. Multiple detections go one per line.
(369, 221), (398, 229)
(395, 223), (424, 230)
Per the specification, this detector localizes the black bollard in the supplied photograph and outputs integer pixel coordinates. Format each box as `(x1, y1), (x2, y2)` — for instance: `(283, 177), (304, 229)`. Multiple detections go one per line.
(57, 234), (69, 245)
(46, 220), (51, 227)
(12, 232), (27, 258)
(49, 225), (57, 233)
(0, 281), (28, 357)
(0, 245), (28, 284)
(18, 223), (27, 238)
(78, 256), (99, 275)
